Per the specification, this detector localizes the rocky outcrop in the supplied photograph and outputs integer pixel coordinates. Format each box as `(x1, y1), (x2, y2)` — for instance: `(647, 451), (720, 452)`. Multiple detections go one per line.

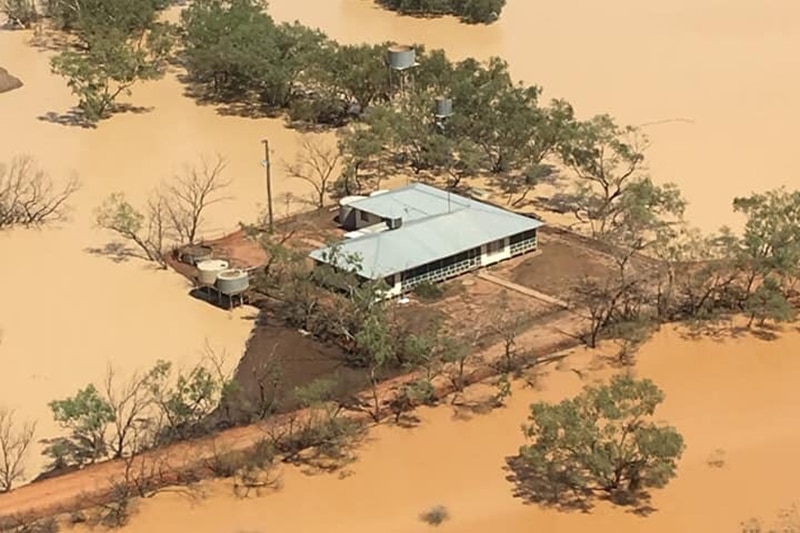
(0, 67), (23, 94)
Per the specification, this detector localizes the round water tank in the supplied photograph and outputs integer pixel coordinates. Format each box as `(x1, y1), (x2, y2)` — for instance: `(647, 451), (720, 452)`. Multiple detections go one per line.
(435, 96), (453, 118)
(196, 259), (229, 286)
(215, 269), (249, 295)
(369, 190), (389, 197)
(387, 45), (416, 71)
(179, 244), (213, 266)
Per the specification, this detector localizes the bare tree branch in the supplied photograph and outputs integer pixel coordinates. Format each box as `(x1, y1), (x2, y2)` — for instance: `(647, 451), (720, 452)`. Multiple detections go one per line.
(0, 155), (80, 229)
(0, 407), (37, 492)
(163, 154), (232, 244)
(284, 136), (340, 209)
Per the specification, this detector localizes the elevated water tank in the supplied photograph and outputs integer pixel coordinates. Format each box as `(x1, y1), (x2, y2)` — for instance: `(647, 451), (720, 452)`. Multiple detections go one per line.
(435, 96), (453, 118)
(197, 259), (229, 286)
(369, 189), (389, 197)
(387, 45), (416, 71)
(215, 269), (249, 295)
(338, 195), (367, 230)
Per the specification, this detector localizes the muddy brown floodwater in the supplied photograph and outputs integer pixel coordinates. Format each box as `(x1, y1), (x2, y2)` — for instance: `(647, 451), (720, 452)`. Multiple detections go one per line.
(1, 0), (799, 529)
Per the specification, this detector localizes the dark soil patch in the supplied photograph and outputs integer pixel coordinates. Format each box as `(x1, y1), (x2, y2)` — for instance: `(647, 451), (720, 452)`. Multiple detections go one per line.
(511, 235), (613, 296)
(495, 226), (658, 300)
(232, 314), (370, 414)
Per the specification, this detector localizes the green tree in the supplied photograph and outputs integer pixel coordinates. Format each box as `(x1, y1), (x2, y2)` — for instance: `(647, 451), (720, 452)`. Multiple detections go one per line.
(44, 385), (115, 468)
(51, 23), (174, 122)
(315, 42), (393, 114)
(181, 0), (326, 108)
(732, 187), (800, 299)
(559, 115), (674, 238)
(148, 359), (231, 444)
(375, 0), (506, 24)
(44, 0), (161, 34)
(514, 375), (684, 507)
(1, 0), (38, 28)
(457, 0), (506, 23)
(743, 276), (795, 328)
(355, 312), (396, 421)
(335, 122), (389, 196)
(94, 192), (169, 267)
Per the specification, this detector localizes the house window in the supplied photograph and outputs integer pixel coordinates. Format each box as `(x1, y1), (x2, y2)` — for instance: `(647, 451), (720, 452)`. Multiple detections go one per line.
(360, 210), (370, 222)
(486, 238), (505, 255)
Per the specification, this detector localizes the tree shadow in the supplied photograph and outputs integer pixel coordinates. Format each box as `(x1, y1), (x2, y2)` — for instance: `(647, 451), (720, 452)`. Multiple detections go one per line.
(677, 320), (782, 343)
(749, 323), (781, 341)
(391, 412), (422, 429)
(25, 28), (72, 52)
(175, 72), (282, 120)
(39, 104), (151, 128)
(37, 109), (97, 129)
(215, 101), (281, 119)
(84, 242), (146, 263)
(503, 455), (658, 516)
(450, 395), (500, 422)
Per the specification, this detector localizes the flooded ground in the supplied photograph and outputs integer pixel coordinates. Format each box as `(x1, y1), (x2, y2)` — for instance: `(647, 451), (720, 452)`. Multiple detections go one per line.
(71, 325), (800, 533)
(0, 27), (331, 475)
(1, 0), (799, 526)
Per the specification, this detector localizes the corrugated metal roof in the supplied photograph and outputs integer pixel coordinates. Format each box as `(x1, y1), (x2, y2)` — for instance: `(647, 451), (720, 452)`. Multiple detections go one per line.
(309, 183), (543, 280)
(346, 183), (477, 221)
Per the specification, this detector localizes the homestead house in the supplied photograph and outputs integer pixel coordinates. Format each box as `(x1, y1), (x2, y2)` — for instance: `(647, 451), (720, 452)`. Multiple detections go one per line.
(309, 183), (542, 298)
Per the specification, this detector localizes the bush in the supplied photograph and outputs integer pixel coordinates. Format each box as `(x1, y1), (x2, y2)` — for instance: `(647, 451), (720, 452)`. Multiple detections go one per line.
(412, 281), (445, 300)
(376, 0), (505, 23)
(419, 505), (450, 526)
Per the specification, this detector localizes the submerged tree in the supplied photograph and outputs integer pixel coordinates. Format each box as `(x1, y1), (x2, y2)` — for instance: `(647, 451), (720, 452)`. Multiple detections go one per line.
(0, 408), (36, 492)
(558, 115), (684, 244)
(50, 0), (175, 122)
(94, 192), (170, 267)
(0, 156), (80, 229)
(162, 154), (232, 245)
(514, 375), (684, 507)
(732, 187), (800, 299)
(1, 0), (38, 28)
(43, 384), (116, 469)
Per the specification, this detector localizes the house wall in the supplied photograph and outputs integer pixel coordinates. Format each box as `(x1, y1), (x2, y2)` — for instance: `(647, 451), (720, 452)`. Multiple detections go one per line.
(353, 208), (384, 230)
(480, 237), (511, 266)
(342, 228), (540, 301)
(380, 274), (403, 299)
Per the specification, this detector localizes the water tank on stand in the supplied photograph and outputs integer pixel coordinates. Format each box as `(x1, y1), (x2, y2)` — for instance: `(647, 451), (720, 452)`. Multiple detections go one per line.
(434, 96), (453, 118)
(196, 259), (229, 286)
(338, 195), (367, 230)
(215, 269), (249, 295)
(386, 45), (416, 71)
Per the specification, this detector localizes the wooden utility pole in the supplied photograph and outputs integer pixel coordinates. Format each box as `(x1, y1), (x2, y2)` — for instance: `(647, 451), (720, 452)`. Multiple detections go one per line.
(261, 138), (274, 232)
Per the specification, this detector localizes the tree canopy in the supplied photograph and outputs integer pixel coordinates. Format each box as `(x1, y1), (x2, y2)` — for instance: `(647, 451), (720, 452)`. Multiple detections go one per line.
(48, 0), (175, 122)
(375, 0), (506, 24)
(511, 375), (684, 509)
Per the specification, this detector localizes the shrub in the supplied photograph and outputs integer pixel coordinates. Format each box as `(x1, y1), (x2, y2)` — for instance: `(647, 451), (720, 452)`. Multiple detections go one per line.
(419, 505), (450, 526)
(413, 281), (444, 300)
